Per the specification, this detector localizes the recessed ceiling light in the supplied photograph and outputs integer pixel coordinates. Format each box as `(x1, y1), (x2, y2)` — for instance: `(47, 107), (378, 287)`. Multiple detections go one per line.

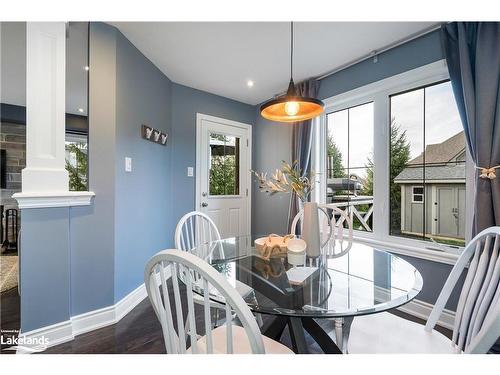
(84, 66), (90, 71)
(78, 108), (84, 113)
(247, 80), (254, 88)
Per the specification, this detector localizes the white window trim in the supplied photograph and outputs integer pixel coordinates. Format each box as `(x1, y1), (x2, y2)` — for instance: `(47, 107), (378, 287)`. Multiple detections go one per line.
(313, 60), (469, 265)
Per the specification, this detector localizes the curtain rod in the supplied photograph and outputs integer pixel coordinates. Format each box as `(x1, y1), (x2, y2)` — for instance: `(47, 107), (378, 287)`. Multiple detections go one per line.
(314, 22), (444, 81)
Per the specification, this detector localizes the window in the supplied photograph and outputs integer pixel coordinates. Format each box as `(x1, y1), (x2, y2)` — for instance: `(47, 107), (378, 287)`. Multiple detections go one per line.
(65, 132), (88, 191)
(390, 81), (465, 247)
(326, 102), (374, 232)
(412, 187), (424, 203)
(209, 133), (240, 196)
(315, 60), (469, 259)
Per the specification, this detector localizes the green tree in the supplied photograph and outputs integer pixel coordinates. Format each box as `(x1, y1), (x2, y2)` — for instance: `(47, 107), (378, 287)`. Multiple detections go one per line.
(361, 118), (410, 194)
(359, 118), (410, 232)
(389, 118), (411, 233)
(361, 156), (374, 196)
(327, 134), (345, 178)
(209, 134), (238, 195)
(209, 155), (237, 195)
(65, 143), (88, 191)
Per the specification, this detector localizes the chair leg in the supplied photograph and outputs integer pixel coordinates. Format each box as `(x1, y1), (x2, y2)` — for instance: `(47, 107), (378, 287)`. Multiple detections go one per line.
(334, 317), (354, 353)
(213, 307), (220, 328)
(334, 318), (342, 348)
(255, 313), (263, 327)
(184, 313), (191, 336)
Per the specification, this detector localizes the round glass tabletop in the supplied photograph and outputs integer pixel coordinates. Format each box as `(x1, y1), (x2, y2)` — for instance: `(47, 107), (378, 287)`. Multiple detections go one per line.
(189, 235), (423, 318)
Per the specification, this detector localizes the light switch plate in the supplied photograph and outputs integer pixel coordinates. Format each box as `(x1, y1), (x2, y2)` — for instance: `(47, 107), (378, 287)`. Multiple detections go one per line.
(125, 157), (132, 172)
(187, 167), (194, 177)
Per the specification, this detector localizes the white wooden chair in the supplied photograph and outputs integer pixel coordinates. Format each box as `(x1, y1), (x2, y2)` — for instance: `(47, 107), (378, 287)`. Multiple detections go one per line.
(144, 249), (293, 354)
(291, 204), (354, 350)
(174, 211), (260, 324)
(348, 226), (500, 354)
(175, 211), (223, 256)
(290, 204), (353, 259)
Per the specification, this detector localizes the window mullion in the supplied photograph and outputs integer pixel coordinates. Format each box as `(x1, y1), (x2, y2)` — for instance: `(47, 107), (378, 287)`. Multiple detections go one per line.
(372, 92), (390, 240)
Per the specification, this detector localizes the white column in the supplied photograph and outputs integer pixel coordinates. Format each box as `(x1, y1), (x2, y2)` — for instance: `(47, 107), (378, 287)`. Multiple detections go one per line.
(22, 22), (68, 192)
(14, 22), (94, 208)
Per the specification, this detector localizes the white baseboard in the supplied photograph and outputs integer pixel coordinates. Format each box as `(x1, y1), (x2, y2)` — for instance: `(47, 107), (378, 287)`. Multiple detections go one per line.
(397, 298), (456, 331)
(71, 283), (147, 337)
(13, 320), (74, 353)
(115, 282), (148, 322)
(18, 283), (148, 353)
(71, 304), (116, 337)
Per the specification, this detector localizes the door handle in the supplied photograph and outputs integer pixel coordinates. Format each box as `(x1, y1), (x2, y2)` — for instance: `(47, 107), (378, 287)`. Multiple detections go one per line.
(201, 202), (208, 207)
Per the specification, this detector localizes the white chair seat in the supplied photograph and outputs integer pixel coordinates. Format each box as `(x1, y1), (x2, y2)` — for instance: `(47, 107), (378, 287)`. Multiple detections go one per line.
(192, 280), (254, 305)
(193, 325), (294, 354)
(348, 312), (459, 354)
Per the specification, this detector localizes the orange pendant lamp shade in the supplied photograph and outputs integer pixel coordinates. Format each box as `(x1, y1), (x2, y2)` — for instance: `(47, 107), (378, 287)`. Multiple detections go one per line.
(260, 23), (324, 123)
(260, 79), (324, 123)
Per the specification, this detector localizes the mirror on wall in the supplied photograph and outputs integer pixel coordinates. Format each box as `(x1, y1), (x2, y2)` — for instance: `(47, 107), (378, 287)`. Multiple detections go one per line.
(1, 22), (26, 258)
(65, 22), (89, 191)
(0, 22), (90, 196)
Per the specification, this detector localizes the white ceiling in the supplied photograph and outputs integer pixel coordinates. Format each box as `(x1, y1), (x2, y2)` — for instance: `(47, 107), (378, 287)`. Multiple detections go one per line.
(110, 22), (437, 105)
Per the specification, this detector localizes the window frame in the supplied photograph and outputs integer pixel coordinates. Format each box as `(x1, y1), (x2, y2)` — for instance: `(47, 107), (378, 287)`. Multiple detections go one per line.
(313, 60), (469, 265)
(411, 186), (424, 204)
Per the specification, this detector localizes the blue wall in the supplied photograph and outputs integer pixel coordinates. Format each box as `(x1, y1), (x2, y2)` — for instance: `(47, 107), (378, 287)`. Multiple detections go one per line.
(318, 30), (444, 99)
(69, 22), (117, 316)
(114, 28), (173, 302)
(252, 110), (292, 235)
(20, 208), (71, 332)
(170, 83), (255, 230)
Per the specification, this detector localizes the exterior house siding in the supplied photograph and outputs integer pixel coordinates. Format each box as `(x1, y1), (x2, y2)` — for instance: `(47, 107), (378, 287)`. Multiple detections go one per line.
(400, 183), (465, 240)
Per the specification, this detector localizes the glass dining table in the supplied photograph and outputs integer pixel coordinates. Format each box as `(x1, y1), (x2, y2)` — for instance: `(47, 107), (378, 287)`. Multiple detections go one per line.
(189, 235), (423, 354)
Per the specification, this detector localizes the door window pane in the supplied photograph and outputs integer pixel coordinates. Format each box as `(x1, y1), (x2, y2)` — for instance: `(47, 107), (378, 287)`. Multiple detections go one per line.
(390, 81), (465, 246)
(209, 133), (240, 196)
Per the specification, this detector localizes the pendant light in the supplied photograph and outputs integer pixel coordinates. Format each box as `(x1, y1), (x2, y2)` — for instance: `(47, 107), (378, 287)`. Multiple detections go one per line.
(260, 22), (324, 123)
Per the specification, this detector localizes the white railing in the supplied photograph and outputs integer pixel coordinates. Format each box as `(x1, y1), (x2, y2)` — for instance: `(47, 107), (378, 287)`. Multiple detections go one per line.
(326, 195), (374, 232)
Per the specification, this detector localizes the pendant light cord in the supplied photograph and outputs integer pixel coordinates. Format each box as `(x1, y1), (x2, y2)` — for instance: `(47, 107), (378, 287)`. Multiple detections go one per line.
(290, 21), (294, 81)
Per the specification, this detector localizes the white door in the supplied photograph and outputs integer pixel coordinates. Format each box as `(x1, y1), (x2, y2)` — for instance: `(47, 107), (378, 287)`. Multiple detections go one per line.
(196, 114), (252, 238)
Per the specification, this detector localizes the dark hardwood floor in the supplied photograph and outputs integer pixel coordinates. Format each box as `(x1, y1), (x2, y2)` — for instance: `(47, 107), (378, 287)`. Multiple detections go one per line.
(0, 287), (21, 353)
(42, 297), (452, 354)
(1, 282), (452, 354)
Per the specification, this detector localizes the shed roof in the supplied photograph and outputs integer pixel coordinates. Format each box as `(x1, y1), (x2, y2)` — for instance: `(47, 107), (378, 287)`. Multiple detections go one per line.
(408, 131), (465, 166)
(394, 164), (465, 183)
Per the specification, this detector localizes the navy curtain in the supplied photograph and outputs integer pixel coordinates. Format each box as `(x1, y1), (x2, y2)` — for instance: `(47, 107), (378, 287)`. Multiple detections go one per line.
(287, 79), (321, 231)
(441, 22), (500, 235)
